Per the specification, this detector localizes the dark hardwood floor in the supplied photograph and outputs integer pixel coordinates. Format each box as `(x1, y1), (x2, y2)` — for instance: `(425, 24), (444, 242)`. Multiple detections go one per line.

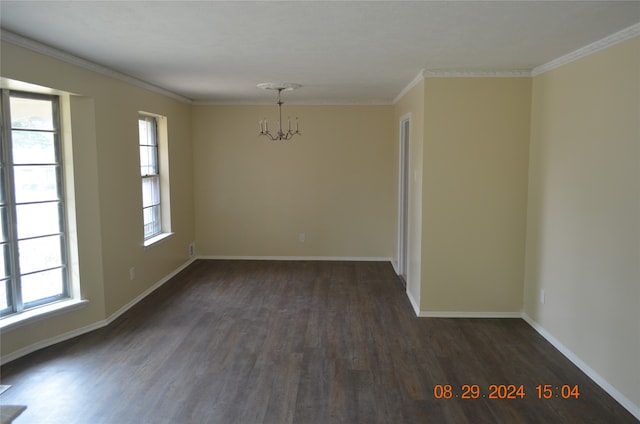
(0, 260), (637, 423)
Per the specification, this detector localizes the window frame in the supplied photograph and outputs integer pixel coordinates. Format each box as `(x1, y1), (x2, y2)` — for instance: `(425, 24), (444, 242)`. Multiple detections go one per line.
(0, 89), (70, 318)
(138, 113), (168, 243)
(138, 113), (162, 241)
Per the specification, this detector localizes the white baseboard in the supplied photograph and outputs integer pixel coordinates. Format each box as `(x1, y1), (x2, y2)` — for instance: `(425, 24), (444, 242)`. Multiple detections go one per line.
(0, 257), (196, 365)
(417, 311), (523, 318)
(199, 255), (392, 262)
(405, 289), (421, 316)
(522, 313), (640, 421)
(390, 259), (399, 275)
(104, 257), (196, 326)
(0, 318), (107, 365)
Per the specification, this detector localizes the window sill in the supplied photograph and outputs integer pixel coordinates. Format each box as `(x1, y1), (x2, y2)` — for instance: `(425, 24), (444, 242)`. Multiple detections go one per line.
(0, 298), (89, 332)
(143, 232), (174, 249)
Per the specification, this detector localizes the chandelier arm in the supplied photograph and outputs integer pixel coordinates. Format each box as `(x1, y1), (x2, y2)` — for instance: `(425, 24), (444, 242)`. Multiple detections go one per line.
(266, 132), (279, 141)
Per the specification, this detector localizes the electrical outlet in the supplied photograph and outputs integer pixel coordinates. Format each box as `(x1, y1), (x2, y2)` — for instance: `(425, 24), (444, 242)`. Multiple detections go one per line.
(299, 233), (306, 243)
(129, 267), (135, 281)
(540, 289), (545, 304)
(188, 242), (196, 258)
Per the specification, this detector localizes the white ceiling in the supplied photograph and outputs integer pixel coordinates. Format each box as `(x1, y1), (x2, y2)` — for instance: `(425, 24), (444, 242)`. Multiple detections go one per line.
(1, 1), (639, 104)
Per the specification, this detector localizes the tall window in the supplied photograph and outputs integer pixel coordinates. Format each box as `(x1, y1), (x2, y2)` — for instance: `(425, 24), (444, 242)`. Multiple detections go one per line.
(138, 115), (162, 240)
(0, 90), (69, 317)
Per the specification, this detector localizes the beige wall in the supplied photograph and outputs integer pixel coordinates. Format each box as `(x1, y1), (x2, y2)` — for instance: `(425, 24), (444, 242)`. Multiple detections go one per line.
(393, 80), (425, 310)
(525, 37), (640, 410)
(421, 78), (531, 313)
(192, 105), (396, 259)
(0, 42), (195, 358)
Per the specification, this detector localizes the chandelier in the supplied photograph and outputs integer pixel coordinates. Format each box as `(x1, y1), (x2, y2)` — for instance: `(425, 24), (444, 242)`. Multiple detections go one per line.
(258, 82), (302, 141)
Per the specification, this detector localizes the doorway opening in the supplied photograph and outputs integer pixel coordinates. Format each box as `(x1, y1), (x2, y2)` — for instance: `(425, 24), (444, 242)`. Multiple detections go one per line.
(397, 114), (410, 286)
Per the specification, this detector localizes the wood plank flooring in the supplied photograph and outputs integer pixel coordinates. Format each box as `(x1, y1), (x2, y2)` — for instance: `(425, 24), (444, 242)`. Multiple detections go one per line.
(0, 260), (637, 423)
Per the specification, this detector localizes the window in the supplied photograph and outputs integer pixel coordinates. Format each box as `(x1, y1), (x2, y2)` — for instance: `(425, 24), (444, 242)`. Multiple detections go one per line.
(0, 90), (69, 317)
(138, 114), (170, 246)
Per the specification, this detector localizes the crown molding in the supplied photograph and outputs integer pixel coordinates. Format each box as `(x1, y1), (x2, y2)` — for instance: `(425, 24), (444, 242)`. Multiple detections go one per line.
(192, 99), (392, 106)
(393, 23), (640, 100)
(532, 22), (640, 76)
(393, 68), (530, 103)
(424, 69), (531, 78)
(0, 29), (193, 104)
(393, 69), (426, 104)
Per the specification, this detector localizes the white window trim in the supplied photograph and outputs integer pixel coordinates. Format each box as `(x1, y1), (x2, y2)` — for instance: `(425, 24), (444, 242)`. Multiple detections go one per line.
(143, 231), (174, 248)
(1, 89), (73, 317)
(138, 112), (171, 244)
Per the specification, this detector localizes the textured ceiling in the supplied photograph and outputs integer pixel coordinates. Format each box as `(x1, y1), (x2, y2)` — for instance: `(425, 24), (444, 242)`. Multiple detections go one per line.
(1, 1), (639, 104)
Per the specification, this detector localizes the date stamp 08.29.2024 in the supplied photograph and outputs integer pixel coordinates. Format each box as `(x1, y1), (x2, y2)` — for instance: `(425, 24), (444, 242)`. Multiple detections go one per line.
(432, 384), (580, 400)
